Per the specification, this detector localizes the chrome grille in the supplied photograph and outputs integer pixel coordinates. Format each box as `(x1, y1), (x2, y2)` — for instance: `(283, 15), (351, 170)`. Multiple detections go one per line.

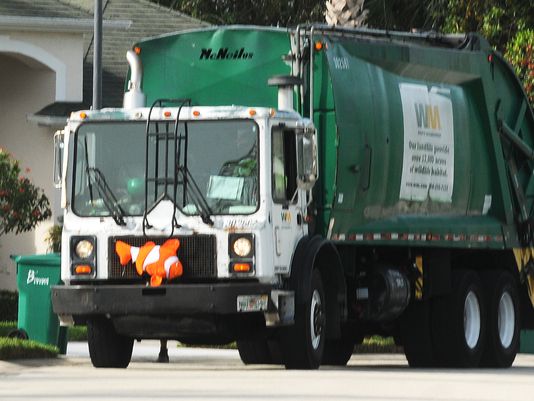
(108, 235), (217, 281)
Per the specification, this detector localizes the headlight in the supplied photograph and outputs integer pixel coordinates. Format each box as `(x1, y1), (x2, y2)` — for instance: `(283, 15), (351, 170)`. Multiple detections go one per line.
(228, 234), (254, 275)
(75, 240), (94, 259)
(233, 237), (252, 257)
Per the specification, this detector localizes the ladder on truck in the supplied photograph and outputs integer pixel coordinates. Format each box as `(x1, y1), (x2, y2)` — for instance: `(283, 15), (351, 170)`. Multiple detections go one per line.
(143, 99), (212, 237)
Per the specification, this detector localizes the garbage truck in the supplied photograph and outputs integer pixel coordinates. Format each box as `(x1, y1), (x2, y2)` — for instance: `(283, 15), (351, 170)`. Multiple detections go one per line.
(51, 25), (534, 369)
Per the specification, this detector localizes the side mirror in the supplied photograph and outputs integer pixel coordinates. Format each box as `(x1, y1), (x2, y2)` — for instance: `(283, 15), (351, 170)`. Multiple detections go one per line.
(296, 128), (318, 191)
(53, 130), (64, 188)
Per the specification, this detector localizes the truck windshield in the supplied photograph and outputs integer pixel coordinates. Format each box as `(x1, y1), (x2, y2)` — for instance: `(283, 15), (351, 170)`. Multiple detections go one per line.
(72, 120), (259, 217)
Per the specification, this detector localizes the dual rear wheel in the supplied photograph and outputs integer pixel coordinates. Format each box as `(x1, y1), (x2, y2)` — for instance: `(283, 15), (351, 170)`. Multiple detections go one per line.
(481, 270), (520, 367)
(402, 269), (520, 368)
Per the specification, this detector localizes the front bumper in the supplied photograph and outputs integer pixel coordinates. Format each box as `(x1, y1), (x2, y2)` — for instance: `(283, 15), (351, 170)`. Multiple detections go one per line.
(52, 282), (274, 316)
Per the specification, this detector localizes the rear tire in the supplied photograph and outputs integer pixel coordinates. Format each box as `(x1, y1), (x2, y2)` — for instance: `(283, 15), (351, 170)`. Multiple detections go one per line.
(282, 269), (325, 369)
(480, 271), (520, 367)
(432, 270), (486, 367)
(87, 317), (134, 368)
(400, 300), (435, 367)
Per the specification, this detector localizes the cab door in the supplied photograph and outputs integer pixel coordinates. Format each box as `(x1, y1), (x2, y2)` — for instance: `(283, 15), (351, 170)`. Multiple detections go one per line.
(271, 125), (307, 274)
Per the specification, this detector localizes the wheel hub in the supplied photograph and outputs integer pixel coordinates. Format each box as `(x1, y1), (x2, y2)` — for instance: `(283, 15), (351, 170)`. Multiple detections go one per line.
(310, 289), (323, 350)
(464, 290), (481, 349)
(498, 291), (515, 349)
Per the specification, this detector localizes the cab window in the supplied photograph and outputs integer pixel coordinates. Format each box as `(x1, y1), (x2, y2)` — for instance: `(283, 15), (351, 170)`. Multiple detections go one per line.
(272, 127), (297, 204)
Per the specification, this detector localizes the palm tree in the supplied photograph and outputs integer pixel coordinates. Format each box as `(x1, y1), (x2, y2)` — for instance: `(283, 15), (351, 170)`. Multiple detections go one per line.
(325, 0), (369, 28)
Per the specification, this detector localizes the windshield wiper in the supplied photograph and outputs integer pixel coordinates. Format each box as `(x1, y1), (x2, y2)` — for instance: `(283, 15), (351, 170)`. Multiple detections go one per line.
(84, 137), (94, 204)
(87, 167), (126, 226)
(177, 166), (214, 226)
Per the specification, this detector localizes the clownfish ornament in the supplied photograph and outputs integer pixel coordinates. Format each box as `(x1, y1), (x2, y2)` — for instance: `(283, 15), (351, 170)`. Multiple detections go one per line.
(115, 239), (183, 286)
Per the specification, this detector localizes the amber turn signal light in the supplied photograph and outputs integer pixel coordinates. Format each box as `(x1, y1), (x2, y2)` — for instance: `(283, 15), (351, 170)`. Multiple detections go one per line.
(232, 263), (251, 273)
(75, 265), (92, 275)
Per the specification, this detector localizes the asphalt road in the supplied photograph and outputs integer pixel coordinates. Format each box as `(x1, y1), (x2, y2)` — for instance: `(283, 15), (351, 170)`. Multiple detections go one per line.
(1, 342), (534, 400)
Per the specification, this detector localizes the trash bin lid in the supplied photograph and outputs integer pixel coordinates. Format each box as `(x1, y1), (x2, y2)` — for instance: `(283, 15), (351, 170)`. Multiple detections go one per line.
(13, 253), (60, 267)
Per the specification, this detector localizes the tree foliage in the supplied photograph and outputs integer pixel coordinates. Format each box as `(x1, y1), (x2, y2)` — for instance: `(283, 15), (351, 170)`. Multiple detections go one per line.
(505, 29), (534, 104)
(0, 148), (51, 236)
(159, 0), (324, 26)
(363, 0), (434, 31)
(426, 0), (534, 103)
(428, 0), (534, 52)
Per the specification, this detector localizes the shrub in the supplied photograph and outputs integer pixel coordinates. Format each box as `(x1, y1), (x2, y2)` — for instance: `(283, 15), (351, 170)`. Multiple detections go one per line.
(0, 291), (18, 322)
(45, 224), (62, 253)
(0, 148), (51, 236)
(505, 29), (534, 105)
(68, 326), (88, 342)
(354, 336), (402, 354)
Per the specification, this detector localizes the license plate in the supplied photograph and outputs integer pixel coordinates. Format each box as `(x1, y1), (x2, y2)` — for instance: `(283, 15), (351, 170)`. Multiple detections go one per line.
(237, 294), (268, 312)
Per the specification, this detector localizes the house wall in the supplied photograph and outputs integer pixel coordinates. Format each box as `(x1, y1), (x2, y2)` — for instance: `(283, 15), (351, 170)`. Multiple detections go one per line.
(0, 31), (84, 102)
(0, 26), (85, 291)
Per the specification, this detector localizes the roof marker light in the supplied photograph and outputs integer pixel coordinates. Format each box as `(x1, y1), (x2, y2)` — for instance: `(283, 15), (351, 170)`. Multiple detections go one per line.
(80, 112), (87, 119)
(193, 110), (200, 117)
(249, 109), (257, 116)
(134, 46), (141, 55)
(163, 111), (171, 118)
(315, 41), (324, 51)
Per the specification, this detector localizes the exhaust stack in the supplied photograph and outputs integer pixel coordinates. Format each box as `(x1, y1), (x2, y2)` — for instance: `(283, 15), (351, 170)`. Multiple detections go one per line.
(268, 75), (302, 112)
(123, 49), (146, 109)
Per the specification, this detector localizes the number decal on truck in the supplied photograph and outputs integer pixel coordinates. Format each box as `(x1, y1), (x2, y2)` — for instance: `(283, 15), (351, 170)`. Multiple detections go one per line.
(332, 57), (349, 70)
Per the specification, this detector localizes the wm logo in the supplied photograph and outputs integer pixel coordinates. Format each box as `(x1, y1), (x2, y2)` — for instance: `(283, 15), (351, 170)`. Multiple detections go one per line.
(281, 211), (291, 223)
(415, 103), (441, 130)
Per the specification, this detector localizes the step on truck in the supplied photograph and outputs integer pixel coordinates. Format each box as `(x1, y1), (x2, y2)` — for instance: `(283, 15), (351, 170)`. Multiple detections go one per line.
(52, 25), (534, 369)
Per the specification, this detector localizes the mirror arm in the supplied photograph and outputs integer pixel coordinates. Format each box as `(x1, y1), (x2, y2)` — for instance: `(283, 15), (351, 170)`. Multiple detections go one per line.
(306, 188), (314, 207)
(53, 130), (65, 189)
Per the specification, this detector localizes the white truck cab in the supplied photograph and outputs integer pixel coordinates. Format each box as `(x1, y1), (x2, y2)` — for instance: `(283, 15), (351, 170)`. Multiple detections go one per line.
(52, 103), (319, 366)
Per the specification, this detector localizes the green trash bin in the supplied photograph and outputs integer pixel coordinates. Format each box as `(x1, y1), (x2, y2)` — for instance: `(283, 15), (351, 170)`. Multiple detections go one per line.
(11, 253), (68, 354)
(520, 330), (534, 354)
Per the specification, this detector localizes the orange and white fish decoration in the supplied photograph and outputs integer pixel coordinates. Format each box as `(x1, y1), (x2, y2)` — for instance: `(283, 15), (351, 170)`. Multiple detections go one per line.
(115, 239), (183, 287)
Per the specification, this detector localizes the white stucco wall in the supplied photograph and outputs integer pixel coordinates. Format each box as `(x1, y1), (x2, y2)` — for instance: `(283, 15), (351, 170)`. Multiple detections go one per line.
(0, 31), (84, 102)
(0, 28), (85, 291)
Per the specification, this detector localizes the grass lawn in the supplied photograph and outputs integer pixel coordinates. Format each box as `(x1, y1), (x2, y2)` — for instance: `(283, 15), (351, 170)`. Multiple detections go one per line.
(0, 321), (58, 360)
(0, 337), (58, 360)
(0, 321), (17, 337)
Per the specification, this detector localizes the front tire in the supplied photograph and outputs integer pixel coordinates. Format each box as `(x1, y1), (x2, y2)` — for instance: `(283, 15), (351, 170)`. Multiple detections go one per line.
(87, 317), (134, 368)
(283, 269), (325, 369)
(237, 339), (271, 364)
(322, 337), (354, 366)
(432, 270), (486, 367)
(481, 271), (520, 367)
